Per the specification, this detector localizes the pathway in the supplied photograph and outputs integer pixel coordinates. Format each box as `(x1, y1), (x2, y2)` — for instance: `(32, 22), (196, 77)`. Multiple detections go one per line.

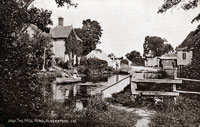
(111, 104), (155, 127)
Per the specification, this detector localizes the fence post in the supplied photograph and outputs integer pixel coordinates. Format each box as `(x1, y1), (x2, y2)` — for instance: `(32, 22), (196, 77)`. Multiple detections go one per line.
(174, 67), (177, 79)
(131, 82), (137, 95)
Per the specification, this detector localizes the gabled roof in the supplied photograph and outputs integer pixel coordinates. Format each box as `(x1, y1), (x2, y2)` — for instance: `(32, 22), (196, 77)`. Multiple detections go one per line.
(176, 30), (200, 51)
(50, 25), (72, 39)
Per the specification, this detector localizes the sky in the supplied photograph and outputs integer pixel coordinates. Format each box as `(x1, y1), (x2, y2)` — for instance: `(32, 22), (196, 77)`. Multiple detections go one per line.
(33, 0), (199, 57)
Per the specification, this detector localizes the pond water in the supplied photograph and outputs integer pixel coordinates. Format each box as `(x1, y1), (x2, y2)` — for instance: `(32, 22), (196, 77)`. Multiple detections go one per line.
(51, 74), (128, 110)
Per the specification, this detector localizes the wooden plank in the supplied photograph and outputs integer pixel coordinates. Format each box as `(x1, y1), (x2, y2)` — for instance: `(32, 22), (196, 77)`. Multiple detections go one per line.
(175, 78), (200, 82)
(132, 91), (179, 96)
(132, 79), (182, 84)
(176, 90), (200, 95)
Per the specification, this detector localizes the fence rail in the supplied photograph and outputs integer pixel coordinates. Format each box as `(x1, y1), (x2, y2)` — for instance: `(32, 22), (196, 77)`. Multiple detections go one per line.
(101, 75), (131, 92)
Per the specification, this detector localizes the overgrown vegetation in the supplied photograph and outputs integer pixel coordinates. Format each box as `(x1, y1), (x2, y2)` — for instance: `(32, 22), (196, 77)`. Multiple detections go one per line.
(149, 94), (200, 127)
(108, 84), (200, 127)
(79, 57), (109, 76)
(0, 0), (76, 125)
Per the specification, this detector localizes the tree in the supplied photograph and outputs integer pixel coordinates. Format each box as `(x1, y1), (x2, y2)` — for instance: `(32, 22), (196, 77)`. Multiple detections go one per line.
(0, 0), (75, 123)
(159, 0), (200, 79)
(108, 53), (116, 59)
(164, 43), (174, 54)
(126, 50), (142, 61)
(65, 29), (83, 67)
(125, 50), (144, 66)
(120, 59), (129, 65)
(143, 36), (174, 57)
(159, 0), (200, 32)
(76, 19), (103, 56)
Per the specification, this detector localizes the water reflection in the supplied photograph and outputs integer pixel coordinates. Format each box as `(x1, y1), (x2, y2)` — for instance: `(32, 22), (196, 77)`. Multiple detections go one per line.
(52, 74), (127, 110)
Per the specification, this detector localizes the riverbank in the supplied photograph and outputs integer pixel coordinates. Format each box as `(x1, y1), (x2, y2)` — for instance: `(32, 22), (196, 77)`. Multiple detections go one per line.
(36, 72), (141, 127)
(106, 82), (200, 127)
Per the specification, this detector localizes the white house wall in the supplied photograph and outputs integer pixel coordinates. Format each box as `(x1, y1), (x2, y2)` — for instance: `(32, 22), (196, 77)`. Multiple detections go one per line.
(177, 50), (192, 66)
(52, 39), (66, 60)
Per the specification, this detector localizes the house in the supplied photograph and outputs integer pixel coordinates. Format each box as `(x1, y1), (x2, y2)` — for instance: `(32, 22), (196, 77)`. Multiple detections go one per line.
(175, 30), (200, 67)
(50, 17), (81, 64)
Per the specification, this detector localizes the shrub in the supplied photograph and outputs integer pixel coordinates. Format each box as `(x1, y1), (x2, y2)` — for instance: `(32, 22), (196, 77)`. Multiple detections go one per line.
(150, 95), (200, 127)
(46, 96), (140, 127)
(80, 58), (108, 75)
(55, 58), (70, 69)
(120, 59), (129, 65)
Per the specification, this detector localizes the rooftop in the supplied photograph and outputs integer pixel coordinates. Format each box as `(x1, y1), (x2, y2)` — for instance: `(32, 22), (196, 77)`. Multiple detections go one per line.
(50, 25), (72, 39)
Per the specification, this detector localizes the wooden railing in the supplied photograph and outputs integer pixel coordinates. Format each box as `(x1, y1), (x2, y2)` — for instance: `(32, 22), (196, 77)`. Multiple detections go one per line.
(131, 78), (183, 103)
(101, 75), (132, 98)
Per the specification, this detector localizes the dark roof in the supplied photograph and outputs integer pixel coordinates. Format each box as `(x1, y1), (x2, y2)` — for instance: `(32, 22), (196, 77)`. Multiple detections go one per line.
(50, 25), (72, 38)
(177, 30), (200, 50)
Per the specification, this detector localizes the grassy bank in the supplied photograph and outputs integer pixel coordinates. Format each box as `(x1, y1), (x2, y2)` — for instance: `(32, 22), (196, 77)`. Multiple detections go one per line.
(36, 96), (140, 127)
(149, 94), (200, 127)
(107, 83), (200, 127)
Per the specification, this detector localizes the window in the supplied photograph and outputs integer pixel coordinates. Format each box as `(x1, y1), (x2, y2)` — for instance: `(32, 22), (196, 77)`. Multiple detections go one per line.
(182, 53), (186, 60)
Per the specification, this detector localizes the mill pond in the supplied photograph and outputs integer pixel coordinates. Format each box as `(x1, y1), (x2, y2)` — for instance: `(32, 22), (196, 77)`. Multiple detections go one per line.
(51, 74), (128, 110)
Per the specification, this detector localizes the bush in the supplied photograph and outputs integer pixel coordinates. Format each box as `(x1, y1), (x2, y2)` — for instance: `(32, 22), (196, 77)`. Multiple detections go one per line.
(80, 58), (108, 75)
(150, 95), (200, 127)
(120, 59), (129, 65)
(46, 96), (140, 127)
(55, 58), (70, 69)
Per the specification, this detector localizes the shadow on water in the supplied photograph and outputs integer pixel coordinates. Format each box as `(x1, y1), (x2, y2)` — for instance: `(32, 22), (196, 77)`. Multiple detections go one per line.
(51, 74), (128, 110)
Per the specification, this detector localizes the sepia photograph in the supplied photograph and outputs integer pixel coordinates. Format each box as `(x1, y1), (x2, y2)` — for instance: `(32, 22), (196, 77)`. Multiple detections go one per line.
(0, 0), (200, 127)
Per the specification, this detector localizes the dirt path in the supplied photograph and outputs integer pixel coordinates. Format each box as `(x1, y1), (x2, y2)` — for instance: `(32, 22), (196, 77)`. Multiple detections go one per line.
(111, 104), (155, 127)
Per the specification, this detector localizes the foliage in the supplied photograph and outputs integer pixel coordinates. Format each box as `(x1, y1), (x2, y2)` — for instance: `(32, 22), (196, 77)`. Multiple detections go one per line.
(80, 58), (108, 75)
(64, 30), (83, 67)
(0, 33), (46, 122)
(27, 7), (53, 33)
(178, 31), (200, 80)
(150, 95), (200, 127)
(159, 0), (200, 32)
(125, 50), (145, 65)
(80, 58), (108, 70)
(55, 58), (70, 69)
(65, 30), (83, 57)
(43, 96), (140, 127)
(0, 0), (74, 123)
(143, 36), (174, 57)
(108, 53), (116, 59)
(76, 19), (103, 56)
(120, 59), (129, 65)
(126, 50), (141, 60)
(55, 0), (77, 7)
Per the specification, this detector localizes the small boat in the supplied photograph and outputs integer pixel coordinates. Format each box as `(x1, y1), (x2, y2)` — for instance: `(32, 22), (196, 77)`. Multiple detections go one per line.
(56, 76), (81, 84)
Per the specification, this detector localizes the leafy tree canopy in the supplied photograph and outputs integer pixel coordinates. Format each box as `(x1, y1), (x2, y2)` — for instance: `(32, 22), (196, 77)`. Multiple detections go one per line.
(0, 0), (75, 122)
(159, 0), (200, 32)
(143, 36), (174, 57)
(125, 50), (142, 61)
(76, 19), (103, 56)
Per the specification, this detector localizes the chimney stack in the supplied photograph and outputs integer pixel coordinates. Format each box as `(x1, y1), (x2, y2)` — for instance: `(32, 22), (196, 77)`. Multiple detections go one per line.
(58, 17), (64, 26)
